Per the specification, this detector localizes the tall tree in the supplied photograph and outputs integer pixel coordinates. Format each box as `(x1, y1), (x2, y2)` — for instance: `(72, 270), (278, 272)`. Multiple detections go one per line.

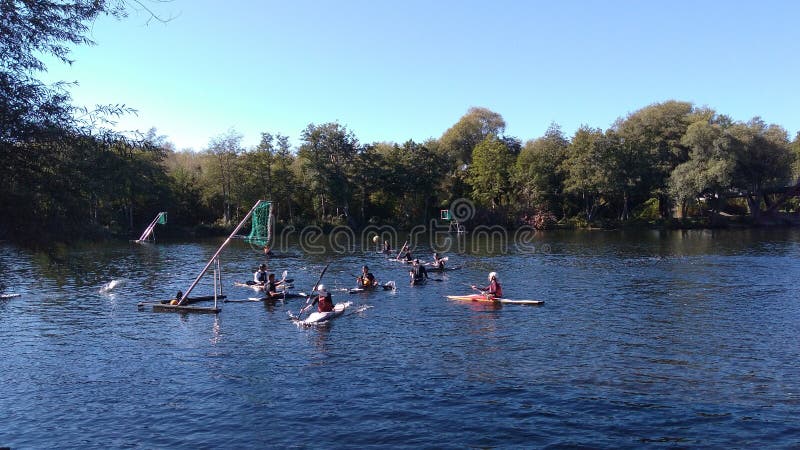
(298, 122), (359, 222)
(467, 135), (514, 210)
(206, 130), (243, 224)
(514, 123), (569, 214)
(613, 101), (696, 217)
(668, 119), (733, 217)
(562, 126), (612, 221)
(440, 107), (506, 165)
(726, 118), (793, 219)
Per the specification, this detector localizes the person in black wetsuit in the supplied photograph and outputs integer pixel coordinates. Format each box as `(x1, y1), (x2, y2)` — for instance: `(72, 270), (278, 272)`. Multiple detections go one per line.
(409, 259), (428, 285)
(265, 273), (285, 299)
(432, 252), (446, 270)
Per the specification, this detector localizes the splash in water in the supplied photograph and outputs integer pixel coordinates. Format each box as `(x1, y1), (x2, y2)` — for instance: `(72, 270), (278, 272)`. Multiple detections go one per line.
(99, 279), (124, 293)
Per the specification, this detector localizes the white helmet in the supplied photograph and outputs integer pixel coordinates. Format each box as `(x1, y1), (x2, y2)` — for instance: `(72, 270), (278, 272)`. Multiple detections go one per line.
(488, 272), (498, 280)
(317, 284), (326, 293)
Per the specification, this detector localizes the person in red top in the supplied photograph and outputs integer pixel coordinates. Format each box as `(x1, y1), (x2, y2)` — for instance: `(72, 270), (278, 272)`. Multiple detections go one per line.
(472, 272), (502, 299)
(311, 284), (334, 312)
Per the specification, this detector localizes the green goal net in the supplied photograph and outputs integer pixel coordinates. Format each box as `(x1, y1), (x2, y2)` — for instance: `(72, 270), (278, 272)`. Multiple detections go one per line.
(245, 201), (272, 247)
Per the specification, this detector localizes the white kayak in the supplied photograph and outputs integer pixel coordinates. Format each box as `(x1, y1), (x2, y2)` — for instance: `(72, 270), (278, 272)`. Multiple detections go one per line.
(0, 293), (21, 299)
(299, 301), (353, 325)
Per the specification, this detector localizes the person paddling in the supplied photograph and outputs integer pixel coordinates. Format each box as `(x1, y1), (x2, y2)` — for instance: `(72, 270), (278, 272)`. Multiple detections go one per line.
(399, 246), (414, 263)
(432, 252), (446, 269)
(254, 264), (268, 285)
(357, 265), (378, 288)
(409, 259), (428, 285)
(301, 284), (334, 313)
(264, 273), (285, 299)
(383, 240), (392, 254)
(472, 272), (503, 300)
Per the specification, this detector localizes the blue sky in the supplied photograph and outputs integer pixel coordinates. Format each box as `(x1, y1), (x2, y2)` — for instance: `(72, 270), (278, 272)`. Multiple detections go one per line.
(41, 0), (800, 151)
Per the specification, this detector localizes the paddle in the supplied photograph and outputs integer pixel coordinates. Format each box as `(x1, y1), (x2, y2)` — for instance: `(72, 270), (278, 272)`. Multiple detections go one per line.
(470, 284), (495, 300)
(393, 240), (408, 261)
(292, 262), (330, 320)
(278, 270), (289, 301)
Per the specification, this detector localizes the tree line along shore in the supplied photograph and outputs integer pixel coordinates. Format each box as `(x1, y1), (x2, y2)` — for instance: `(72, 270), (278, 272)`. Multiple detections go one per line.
(2, 3), (799, 244)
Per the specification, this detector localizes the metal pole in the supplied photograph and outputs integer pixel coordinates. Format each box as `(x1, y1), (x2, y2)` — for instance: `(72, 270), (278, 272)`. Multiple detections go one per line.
(178, 200), (266, 305)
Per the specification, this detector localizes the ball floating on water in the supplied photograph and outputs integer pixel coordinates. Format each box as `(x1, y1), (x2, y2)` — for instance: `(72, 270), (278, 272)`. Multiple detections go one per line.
(372, 235), (379, 243)
(170, 299), (179, 305)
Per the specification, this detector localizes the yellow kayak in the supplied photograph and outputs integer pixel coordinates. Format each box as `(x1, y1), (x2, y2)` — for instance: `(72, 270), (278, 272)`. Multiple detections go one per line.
(446, 294), (544, 306)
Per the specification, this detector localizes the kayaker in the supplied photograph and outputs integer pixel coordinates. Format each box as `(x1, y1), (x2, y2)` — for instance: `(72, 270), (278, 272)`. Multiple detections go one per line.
(254, 264), (268, 285)
(400, 246), (414, 262)
(265, 273), (284, 299)
(383, 240), (392, 253)
(432, 252), (446, 269)
(170, 290), (183, 305)
(357, 265), (378, 288)
(309, 284), (334, 312)
(472, 272), (503, 299)
(409, 259), (428, 284)
(263, 245), (275, 256)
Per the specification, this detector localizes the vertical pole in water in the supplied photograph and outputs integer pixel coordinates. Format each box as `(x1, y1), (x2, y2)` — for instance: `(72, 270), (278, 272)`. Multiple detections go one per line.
(178, 200), (266, 305)
(213, 258), (219, 310)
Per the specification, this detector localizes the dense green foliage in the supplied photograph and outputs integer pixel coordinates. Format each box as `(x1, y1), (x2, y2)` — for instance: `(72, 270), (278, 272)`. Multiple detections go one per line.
(2, 2), (799, 244)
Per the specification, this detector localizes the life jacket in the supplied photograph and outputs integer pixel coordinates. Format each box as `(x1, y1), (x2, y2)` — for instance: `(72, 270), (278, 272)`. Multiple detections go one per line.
(359, 273), (375, 287)
(267, 280), (278, 293)
(255, 270), (267, 283)
(488, 280), (503, 298)
(318, 292), (334, 312)
(412, 265), (427, 280)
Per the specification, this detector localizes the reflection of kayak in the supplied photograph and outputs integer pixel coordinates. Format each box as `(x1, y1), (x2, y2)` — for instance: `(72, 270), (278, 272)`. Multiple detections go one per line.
(349, 282), (395, 294)
(426, 265), (462, 272)
(300, 301), (352, 324)
(410, 278), (427, 286)
(446, 294), (544, 306)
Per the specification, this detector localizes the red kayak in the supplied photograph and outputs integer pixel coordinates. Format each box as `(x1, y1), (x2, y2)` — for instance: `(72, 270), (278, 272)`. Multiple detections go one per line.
(446, 294), (544, 306)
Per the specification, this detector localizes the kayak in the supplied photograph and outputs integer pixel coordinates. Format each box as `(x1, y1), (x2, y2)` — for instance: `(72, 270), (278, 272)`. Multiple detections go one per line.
(349, 281), (396, 294)
(226, 292), (306, 302)
(234, 280), (294, 290)
(446, 294), (544, 306)
(299, 301), (352, 325)
(0, 293), (20, 299)
(426, 265), (462, 272)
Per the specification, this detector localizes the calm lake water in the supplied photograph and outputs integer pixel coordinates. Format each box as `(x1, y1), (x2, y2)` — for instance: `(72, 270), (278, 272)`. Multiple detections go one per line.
(1, 229), (800, 448)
